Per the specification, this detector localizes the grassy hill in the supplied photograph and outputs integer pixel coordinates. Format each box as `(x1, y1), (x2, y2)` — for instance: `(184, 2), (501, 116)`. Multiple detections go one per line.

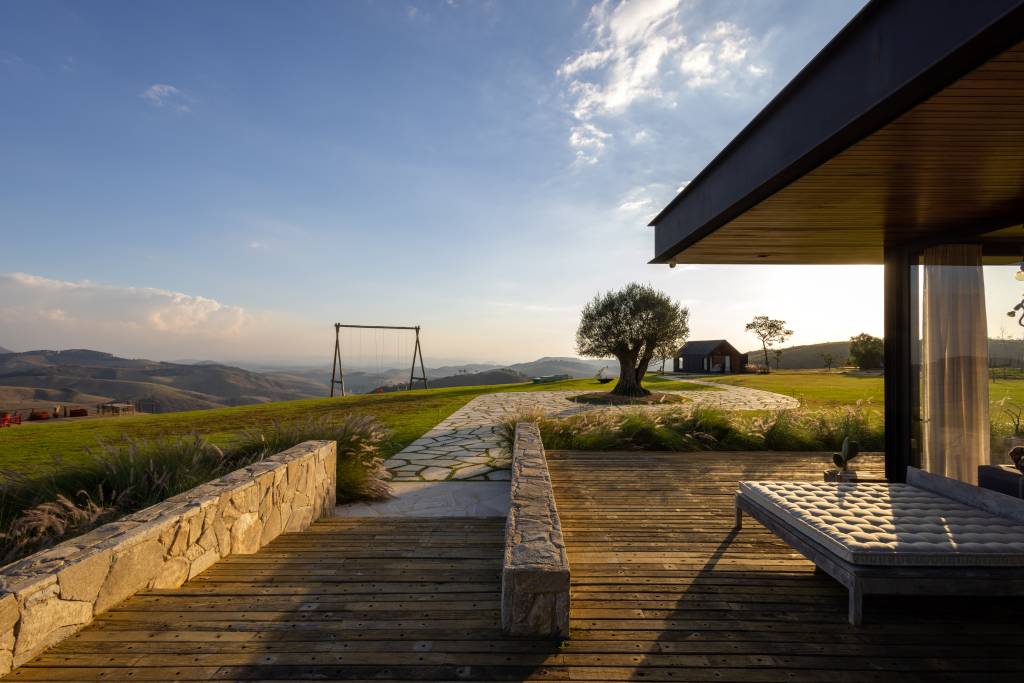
(0, 375), (688, 473)
(743, 341), (851, 370)
(0, 349), (326, 413)
(745, 338), (1024, 370)
(508, 357), (614, 378)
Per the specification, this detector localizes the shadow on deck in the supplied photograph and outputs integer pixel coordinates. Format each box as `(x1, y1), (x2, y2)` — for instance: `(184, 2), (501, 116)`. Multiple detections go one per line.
(9, 451), (1023, 681)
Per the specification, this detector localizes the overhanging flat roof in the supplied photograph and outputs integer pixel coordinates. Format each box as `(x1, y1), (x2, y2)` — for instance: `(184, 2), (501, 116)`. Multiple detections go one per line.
(650, 0), (1024, 265)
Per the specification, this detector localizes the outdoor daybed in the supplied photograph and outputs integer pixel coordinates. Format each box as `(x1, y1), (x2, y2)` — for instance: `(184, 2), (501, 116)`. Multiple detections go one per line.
(735, 467), (1024, 625)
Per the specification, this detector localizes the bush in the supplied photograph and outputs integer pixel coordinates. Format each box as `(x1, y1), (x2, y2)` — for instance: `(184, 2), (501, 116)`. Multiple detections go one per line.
(0, 415), (390, 564)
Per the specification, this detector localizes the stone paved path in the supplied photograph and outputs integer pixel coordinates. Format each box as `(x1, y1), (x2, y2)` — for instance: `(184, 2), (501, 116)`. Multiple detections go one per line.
(384, 381), (798, 482)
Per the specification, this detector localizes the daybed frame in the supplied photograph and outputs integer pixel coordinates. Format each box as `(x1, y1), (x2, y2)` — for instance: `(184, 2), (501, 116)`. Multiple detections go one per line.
(735, 467), (1024, 625)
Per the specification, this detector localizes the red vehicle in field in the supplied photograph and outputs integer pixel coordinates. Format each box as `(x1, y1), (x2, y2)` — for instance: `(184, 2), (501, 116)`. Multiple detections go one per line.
(0, 412), (23, 427)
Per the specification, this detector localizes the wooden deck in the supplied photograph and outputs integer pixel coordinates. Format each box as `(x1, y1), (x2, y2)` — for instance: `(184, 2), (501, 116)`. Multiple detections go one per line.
(9, 451), (1023, 681)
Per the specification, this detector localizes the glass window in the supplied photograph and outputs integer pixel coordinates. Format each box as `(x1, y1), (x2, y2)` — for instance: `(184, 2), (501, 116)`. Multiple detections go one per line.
(912, 228), (1024, 483)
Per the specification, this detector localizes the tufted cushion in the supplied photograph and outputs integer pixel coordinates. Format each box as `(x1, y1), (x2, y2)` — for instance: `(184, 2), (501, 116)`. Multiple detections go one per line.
(740, 481), (1024, 566)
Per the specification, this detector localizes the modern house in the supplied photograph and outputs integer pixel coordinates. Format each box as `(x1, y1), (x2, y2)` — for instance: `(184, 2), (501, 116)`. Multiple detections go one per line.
(674, 339), (746, 374)
(650, 0), (1024, 485)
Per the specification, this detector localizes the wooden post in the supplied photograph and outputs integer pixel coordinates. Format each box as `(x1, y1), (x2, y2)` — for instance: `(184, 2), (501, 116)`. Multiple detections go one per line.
(330, 324), (345, 397)
(408, 326), (428, 390)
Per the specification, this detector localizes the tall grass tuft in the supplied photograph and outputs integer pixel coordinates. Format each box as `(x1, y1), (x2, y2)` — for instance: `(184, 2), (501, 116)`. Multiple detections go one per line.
(497, 404), (884, 455)
(0, 414), (390, 564)
(234, 416), (391, 501)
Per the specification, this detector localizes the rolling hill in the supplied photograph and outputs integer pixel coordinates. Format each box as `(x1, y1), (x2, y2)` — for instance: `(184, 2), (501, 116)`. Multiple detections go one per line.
(0, 349), (327, 413)
(742, 341), (852, 370)
(743, 338), (1024, 370)
(0, 349), (627, 414)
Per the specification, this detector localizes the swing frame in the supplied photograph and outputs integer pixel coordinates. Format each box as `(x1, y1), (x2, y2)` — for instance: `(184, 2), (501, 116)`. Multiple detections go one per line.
(330, 324), (428, 397)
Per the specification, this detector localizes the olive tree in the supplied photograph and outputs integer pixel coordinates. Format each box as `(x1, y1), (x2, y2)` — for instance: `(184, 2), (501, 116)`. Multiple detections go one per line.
(576, 283), (689, 397)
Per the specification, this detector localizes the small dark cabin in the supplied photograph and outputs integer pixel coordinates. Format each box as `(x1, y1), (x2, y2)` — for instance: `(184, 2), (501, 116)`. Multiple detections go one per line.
(674, 340), (747, 374)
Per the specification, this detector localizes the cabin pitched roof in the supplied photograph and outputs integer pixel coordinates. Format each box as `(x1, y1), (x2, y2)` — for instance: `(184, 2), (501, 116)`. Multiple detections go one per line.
(678, 340), (739, 357)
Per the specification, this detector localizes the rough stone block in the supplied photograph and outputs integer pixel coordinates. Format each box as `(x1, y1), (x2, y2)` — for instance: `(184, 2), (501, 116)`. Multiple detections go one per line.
(501, 423), (570, 639)
(231, 512), (262, 554)
(13, 584), (92, 665)
(0, 593), (19, 634)
(56, 548), (112, 603)
(94, 539), (165, 614)
(150, 557), (190, 589)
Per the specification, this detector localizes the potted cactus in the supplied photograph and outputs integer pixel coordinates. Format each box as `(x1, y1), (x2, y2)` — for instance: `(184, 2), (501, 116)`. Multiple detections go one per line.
(824, 437), (861, 482)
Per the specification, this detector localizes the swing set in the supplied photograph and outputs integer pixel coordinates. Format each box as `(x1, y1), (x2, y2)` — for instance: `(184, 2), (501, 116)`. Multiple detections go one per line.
(329, 323), (428, 397)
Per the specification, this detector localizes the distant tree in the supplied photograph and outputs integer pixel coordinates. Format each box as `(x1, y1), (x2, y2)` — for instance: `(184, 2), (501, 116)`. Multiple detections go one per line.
(849, 333), (884, 369)
(773, 348), (783, 370)
(654, 338), (680, 375)
(745, 316), (793, 374)
(820, 353), (835, 372)
(577, 283), (689, 397)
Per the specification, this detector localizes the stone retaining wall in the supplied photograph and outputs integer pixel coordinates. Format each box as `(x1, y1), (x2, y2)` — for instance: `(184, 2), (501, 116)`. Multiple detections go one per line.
(501, 423), (569, 638)
(0, 440), (337, 674)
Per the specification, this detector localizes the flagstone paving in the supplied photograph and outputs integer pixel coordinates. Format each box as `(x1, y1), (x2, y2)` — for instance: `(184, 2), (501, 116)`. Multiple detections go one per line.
(385, 381), (798, 482)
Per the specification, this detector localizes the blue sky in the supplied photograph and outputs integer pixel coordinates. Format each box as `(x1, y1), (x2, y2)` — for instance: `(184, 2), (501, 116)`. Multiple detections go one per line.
(0, 0), (882, 365)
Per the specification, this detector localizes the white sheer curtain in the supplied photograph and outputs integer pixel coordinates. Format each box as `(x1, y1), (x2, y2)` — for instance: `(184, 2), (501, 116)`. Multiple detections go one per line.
(921, 244), (990, 483)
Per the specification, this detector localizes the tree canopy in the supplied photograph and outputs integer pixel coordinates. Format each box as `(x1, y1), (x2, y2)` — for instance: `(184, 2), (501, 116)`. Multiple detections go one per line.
(849, 333), (883, 369)
(577, 283), (689, 397)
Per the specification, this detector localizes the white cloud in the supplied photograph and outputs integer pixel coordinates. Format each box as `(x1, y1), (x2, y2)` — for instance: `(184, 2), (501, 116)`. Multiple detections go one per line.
(618, 199), (650, 211)
(556, 1), (767, 163)
(140, 84), (192, 112)
(248, 241), (268, 250)
(0, 272), (247, 337)
(568, 122), (610, 164)
(679, 22), (756, 87)
(616, 185), (659, 214)
(0, 273), (338, 362)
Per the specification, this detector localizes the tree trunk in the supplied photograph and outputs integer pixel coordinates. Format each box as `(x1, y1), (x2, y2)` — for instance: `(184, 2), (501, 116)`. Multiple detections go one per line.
(762, 342), (770, 374)
(612, 354), (650, 397)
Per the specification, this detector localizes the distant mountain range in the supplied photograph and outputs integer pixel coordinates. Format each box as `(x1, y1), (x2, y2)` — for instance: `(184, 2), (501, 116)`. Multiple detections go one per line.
(0, 349), (326, 414)
(0, 349), (618, 414)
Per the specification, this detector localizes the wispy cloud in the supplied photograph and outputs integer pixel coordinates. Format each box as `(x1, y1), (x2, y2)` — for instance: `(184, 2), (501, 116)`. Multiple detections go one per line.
(0, 52), (23, 69)
(0, 272), (338, 361)
(678, 21), (757, 87)
(556, 0), (767, 164)
(568, 122), (610, 165)
(248, 241), (268, 250)
(140, 83), (192, 112)
(0, 272), (248, 336)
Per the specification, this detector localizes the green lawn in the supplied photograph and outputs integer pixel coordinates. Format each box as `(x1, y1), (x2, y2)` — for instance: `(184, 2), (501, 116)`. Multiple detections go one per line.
(693, 370), (884, 408)
(0, 375), (696, 473)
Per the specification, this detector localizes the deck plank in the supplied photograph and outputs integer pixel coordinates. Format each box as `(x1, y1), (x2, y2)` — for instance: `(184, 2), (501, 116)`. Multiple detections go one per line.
(9, 451), (1023, 682)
